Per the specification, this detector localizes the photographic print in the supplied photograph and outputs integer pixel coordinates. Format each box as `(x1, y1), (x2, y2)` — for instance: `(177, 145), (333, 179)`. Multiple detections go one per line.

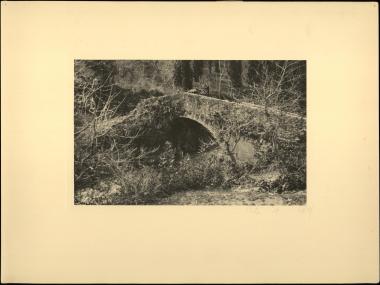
(74, 60), (306, 205)
(3, 2), (379, 283)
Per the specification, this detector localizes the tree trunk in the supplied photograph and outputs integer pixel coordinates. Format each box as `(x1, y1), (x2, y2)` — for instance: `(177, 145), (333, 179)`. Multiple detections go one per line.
(218, 61), (222, 98)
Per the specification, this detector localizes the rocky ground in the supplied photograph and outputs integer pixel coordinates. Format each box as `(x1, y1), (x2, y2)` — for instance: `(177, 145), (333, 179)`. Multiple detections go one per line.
(75, 182), (306, 205)
(75, 168), (306, 206)
(156, 186), (306, 206)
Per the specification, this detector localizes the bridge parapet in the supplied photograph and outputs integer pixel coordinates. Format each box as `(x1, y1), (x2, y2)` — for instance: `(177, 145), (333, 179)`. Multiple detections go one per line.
(123, 91), (305, 147)
(176, 92), (306, 143)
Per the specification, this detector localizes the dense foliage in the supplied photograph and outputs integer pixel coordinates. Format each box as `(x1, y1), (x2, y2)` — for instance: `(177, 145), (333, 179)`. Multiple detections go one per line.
(74, 60), (306, 205)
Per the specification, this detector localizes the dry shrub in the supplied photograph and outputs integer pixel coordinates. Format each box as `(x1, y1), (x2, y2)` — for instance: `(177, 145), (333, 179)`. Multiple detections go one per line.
(163, 151), (228, 192)
(74, 66), (156, 190)
(113, 166), (163, 205)
(253, 129), (306, 192)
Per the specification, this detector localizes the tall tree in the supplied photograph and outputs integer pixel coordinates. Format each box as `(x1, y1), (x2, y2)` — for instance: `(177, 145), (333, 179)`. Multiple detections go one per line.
(207, 61), (213, 75)
(173, 60), (193, 90)
(192, 60), (204, 82)
(247, 61), (262, 85)
(214, 61), (220, 73)
(181, 60), (193, 90)
(85, 60), (117, 85)
(173, 61), (183, 88)
(216, 61), (227, 98)
(228, 60), (242, 88)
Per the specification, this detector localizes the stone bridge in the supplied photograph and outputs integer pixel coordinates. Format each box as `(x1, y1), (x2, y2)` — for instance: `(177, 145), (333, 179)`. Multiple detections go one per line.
(183, 92), (304, 140)
(124, 92), (306, 160)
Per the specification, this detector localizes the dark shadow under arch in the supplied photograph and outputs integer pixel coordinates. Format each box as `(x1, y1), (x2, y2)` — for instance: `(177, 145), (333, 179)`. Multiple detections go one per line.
(167, 117), (218, 156)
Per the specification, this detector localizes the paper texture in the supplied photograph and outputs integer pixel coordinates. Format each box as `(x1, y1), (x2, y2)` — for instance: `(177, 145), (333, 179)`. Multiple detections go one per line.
(1, 2), (378, 283)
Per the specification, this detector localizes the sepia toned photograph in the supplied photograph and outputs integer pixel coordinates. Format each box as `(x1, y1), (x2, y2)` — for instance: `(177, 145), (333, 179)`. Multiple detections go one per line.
(74, 60), (306, 205)
(3, 2), (379, 283)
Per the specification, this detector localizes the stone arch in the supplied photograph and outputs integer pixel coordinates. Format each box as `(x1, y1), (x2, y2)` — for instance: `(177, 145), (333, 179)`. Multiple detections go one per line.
(176, 115), (219, 142)
(167, 116), (219, 156)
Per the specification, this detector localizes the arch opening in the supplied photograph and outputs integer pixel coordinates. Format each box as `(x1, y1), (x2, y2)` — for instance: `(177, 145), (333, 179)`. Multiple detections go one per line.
(167, 117), (218, 156)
